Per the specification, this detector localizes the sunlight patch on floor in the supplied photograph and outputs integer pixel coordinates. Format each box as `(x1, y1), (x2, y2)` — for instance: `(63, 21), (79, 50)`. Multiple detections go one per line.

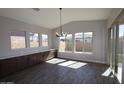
(58, 61), (87, 69)
(46, 58), (66, 64)
(102, 67), (112, 77)
(68, 62), (87, 69)
(46, 58), (88, 69)
(58, 61), (77, 66)
(117, 67), (122, 83)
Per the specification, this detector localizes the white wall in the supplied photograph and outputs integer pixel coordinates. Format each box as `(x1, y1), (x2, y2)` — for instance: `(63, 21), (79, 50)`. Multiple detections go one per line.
(0, 16), (53, 59)
(52, 20), (108, 64)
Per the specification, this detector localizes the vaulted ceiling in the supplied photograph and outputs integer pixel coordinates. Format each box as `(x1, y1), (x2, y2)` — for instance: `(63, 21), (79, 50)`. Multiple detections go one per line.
(0, 8), (113, 29)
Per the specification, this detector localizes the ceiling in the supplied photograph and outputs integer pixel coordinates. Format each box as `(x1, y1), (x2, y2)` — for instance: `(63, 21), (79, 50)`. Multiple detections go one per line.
(0, 8), (113, 29)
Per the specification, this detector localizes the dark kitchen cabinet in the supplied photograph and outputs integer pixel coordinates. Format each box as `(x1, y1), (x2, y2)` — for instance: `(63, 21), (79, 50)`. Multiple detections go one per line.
(0, 58), (16, 77)
(0, 49), (57, 78)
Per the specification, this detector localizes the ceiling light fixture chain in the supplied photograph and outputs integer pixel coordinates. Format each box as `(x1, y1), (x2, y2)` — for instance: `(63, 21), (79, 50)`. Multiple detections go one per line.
(60, 8), (62, 36)
(56, 8), (67, 37)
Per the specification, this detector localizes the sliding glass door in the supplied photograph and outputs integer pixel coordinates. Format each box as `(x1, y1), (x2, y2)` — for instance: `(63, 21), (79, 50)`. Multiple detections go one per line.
(108, 24), (124, 83)
(116, 24), (124, 83)
(109, 25), (117, 73)
(108, 9), (124, 83)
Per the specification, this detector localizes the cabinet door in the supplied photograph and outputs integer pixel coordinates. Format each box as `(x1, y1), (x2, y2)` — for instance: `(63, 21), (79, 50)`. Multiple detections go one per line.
(28, 54), (38, 66)
(16, 56), (28, 71)
(47, 51), (55, 60)
(0, 58), (16, 77)
(45, 50), (57, 61)
(43, 51), (49, 61)
(36, 53), (43, 63)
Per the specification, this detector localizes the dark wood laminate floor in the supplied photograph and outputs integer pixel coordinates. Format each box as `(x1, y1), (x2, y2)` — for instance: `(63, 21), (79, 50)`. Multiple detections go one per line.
(0, 58), (119, 84)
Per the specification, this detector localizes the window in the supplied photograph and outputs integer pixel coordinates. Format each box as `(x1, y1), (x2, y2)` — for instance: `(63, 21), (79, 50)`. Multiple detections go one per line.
(75, 33), (83, 52)
(59, 34), (73, 52)
(75, 32), (93, 53)
(59, 36), (66, 52)
(29, 32), (39, 48)
(10, 31), (26, 49)
(84, 32), (93, 52)
(41, 34), (48, 47)
(65, 34), (73, 52)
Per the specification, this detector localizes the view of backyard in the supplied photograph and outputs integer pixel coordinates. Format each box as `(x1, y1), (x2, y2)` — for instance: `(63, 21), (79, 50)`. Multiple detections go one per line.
(10, 31), (26, 49)
(59, 32), (93, 52)
(29, 32), (39, 48)
(11, 36), (26, 49)
(42, 34), (48, 47)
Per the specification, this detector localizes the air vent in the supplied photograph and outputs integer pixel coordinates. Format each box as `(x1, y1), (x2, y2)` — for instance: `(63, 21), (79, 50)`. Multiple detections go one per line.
(32, 8), (40, 12)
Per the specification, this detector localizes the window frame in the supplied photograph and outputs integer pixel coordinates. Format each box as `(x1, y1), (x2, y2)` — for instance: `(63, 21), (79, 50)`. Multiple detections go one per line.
(59, 33), (73, 53)
(29, 32), (40, 48)
(83, 32), (93, 53)
(65, 34), (73, 52)
(74, 32), (84, 53)
(74, 32), (93, 54)
(41, 34), (49, 47)
(10, 31), (26, 50)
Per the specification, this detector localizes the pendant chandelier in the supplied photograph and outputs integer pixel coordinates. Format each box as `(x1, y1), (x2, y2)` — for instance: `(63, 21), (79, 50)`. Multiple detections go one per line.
(56, 8), (67, 37)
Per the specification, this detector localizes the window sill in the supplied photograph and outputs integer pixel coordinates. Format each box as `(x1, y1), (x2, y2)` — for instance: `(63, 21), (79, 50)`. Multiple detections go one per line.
(42, 46), (48, 47)
(11, 48), (27, 50)
(74, 52), (93, 54)
(59, 51), (93, 54)
(59, 51), (73, 53)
